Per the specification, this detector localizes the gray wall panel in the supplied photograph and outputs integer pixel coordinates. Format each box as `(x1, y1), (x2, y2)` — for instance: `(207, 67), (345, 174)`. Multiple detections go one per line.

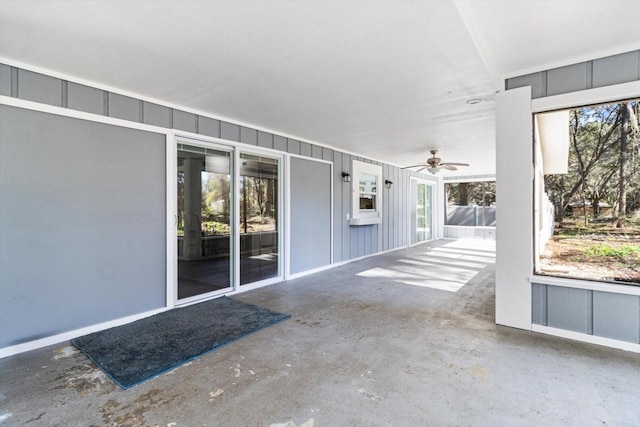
(300, 142), (312, 157)
(391, 168), (398, 247)
(506, 72), (545, 99)
(258, 131), (273, 149)
(333, 154), (343, 262)
(288, 138), (301, 155)
(342, 153), (351, 261)
(592, 51), (640, 88)
(273, 135), (287, 152)
(312, 145), (323, 159)
(383, 164), (390, 250)
(322, 147), (333, 162)
(0, 64), (11, 96)
(593, 292), (640, 343)
(289, 157), (331, 274)
(507, 50), (640, 100)
(240, 126), (257, 145)
(143, 102), (171, 127)
(365, 225), (372, 255)
(108, 93), (141, 122)
(547, 286), (590, 333)
(221, 121), (240, 141)
(531, 283), (547, 325)
(547, 63), (588, 96)
(67, 82), (104, 115)
(0, 105), (166, 347)
(198, 116), (220, 138)
(173, 110), (196, 133)
(17, 69), (62, 106)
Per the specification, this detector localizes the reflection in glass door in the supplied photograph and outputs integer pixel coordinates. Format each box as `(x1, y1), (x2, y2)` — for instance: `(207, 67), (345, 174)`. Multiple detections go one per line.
(239, 153), (279, 285)
(177, 145), (233, 300)
(412, 180), (433, 244)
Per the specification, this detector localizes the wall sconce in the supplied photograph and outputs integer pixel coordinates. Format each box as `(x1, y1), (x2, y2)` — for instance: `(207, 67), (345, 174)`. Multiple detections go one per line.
(385, 179), (393, 189)
(342, 172), (351, 183)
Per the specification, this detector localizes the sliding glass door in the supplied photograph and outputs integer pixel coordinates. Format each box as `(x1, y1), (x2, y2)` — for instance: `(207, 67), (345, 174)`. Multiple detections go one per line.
(239, 153), (280, 285)
(411, 179), (434, 244)
(177, 144), (233, 301)
(176, 142), (282, 303)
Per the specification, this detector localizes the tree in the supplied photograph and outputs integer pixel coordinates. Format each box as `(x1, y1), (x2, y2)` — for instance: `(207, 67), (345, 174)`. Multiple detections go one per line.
(543, 100), (640, 227)
(617, 103), (629, 227)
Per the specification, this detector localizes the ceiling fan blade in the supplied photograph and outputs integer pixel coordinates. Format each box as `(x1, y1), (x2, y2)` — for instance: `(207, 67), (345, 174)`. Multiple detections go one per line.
(415, 166), (429, 173)
(440, 164), (458, 171)
(440, 162), (469, 167)
(402, 164), (428, 169)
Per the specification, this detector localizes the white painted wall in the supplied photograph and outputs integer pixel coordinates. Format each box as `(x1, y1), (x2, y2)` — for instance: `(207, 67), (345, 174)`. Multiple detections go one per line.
(495, 86), (533, 330)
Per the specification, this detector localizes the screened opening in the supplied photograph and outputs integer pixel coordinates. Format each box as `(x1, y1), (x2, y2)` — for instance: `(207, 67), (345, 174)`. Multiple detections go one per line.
(534, 99), (640, 284)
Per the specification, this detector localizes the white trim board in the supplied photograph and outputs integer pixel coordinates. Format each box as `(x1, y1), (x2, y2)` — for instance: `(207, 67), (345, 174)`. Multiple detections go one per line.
(0, 307), (168, 359)
(530, 275), (640, 296)
(0, 95), (172, 135)
(531, 325), (640, 354)
(531, 80), (640, 113)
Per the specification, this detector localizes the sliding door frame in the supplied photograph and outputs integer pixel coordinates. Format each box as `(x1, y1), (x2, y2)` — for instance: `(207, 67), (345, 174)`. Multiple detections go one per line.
(171, 134), (287, 306)
(234, 147), (286, 292)
(409, 177), (436, 244)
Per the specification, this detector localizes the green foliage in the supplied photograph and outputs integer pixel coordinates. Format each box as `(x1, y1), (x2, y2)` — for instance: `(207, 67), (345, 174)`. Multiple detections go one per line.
(201, 221), (230, 236)
(585, 244), (640, 259)
(544, 101), (640, 222)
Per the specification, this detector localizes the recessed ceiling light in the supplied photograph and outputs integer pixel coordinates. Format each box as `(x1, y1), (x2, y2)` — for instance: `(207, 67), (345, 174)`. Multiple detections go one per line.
(466, 98), (482, 105)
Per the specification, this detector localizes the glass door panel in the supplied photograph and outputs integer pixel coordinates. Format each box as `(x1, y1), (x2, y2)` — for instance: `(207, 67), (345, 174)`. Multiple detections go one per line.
(177, 146), (233, 300)
(239, 153), (279, 285)
(416, 183), (433, 242)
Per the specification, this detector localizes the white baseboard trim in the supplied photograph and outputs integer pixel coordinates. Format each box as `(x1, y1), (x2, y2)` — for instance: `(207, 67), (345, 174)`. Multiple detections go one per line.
(0, 307), (168, 359)
(287, 242), (423, 281)
(531, 324), (640, 354)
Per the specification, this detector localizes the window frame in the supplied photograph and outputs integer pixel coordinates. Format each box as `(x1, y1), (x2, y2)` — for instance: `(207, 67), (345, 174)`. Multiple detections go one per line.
(350, 160), (383, 225)
(530, 81), (640, 289)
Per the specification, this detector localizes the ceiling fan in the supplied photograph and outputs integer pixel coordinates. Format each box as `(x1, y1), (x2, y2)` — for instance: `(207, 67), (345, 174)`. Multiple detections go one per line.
(403, 150), (470, 174)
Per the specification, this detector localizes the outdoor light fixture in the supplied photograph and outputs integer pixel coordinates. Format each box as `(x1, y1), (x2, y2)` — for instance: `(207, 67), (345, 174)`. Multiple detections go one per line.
(385, 179), (393, 189)
(342, 171), (351, 182)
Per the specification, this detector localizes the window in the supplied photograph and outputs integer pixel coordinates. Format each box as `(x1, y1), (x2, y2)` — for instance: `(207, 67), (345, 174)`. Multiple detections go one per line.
(444, 181), (496, 227)
(534, 99), (640, 285)
(359, 172), (377, 210)
(350, 160), (383, 225)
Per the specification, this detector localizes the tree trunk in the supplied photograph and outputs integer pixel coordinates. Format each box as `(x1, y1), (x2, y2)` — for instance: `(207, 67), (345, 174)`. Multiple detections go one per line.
(557, 175), (565, 228)
(617, 103), (629, 228)
(458, 182), (469, 205)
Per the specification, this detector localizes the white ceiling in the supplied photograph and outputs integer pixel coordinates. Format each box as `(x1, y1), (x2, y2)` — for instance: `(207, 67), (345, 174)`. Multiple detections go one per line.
(1, 0), (639, 176)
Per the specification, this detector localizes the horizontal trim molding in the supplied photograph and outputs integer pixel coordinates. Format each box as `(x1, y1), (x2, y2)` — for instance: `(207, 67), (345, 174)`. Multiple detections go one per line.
(532, 324), (640, 354)
(532, 80), (640, 113)
(0, 307), (168, 359)
(530, 275), (640, 296)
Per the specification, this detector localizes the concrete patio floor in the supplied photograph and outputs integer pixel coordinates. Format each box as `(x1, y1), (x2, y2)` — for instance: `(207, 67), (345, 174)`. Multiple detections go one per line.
(1, 240), (639, 426)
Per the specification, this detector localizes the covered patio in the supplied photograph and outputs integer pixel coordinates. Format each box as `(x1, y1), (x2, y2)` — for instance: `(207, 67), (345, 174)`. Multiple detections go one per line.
(1, 240), (638, 426)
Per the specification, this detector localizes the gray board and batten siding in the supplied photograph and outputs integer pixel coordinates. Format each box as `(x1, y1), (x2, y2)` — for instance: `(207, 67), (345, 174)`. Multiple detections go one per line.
(289, 157), (332, 275)
(505, 50), (640, 99)
(505, 49), (640, 344)
(532, 284), (640, 344)
(0, 63), (434, 348)
(0, 105), (167, 348)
